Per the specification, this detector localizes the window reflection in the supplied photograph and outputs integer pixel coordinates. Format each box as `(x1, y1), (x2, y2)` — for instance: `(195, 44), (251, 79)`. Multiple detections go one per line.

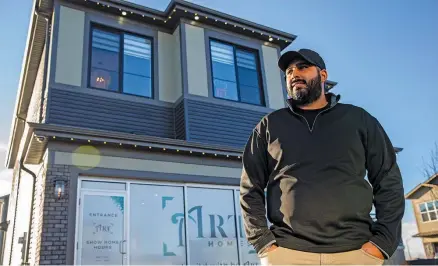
(210, 40), (263, 105)
(187, 187), (239, 265)
(129, 184), (186, 265)
(89, 26), (152, 97)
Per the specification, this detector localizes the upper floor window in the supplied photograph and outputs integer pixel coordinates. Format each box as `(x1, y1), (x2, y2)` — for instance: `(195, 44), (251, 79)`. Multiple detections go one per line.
(210, 40), (264, 106)
(89, 25), (153, 98)
(419, 200), (438, 222)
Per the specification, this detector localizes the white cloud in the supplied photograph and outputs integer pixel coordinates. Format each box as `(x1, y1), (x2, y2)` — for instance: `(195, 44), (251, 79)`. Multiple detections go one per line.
(0, 169), (12, 197)
(0, 142), (7, 151)
(0, 179), (11, 197)
(402, 221), (427, 260)
(0, 169), (12, 181)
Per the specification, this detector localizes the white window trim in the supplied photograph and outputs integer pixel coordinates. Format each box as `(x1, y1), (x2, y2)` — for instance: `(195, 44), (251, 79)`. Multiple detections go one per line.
(418, 201), (438, 223)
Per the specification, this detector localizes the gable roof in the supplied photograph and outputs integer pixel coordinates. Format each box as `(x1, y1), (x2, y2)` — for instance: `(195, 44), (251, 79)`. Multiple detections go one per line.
(405, 173), (438, 199)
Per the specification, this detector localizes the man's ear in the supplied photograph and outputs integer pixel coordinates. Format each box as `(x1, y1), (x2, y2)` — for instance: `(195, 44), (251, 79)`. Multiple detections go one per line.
(320, 69), (328, 83)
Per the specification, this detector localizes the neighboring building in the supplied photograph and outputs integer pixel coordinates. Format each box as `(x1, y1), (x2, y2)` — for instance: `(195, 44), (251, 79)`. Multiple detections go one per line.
(0, 195), (9, 265)
(405, 173), (438, 259)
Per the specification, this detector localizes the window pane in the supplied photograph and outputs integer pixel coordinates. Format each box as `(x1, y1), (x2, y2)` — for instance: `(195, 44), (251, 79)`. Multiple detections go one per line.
(234, 191), (259, 265)
(81, 181), (126, 191)
(427, 202), (434, 211)
(211, 41), (236, 82)
(129, 184), (186, 265)
(123, 34), (152, 77)
(240, 85), (262, 105)
(91, 29), (120, 72)
(123, 74), (151, 97)
(213, 79), (238, 101)
(435, 200), (438, 209)
(187, 187), (239, 265)
(420, 203), (427, 212)
(123, 34), (152, 97)
(79, 194), (125, 265)
(422, 213), (430, 222)
(212, 62), (237, 82)
(236, 50), (259, 88)
(90, 68), (119, 91)
(238, 67), (260, 88)
(430, 211), (437, 220)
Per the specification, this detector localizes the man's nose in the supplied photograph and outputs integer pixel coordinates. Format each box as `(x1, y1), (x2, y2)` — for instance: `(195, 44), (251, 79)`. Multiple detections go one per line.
(291, 72), (302, 81)
(288, 68), (302, 80)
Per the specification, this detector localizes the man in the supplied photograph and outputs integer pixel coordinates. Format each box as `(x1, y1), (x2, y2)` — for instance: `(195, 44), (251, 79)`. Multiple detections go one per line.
(240, 49), (405, 265)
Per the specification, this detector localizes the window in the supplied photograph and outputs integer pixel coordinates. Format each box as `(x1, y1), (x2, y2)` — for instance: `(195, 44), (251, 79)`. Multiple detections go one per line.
(89, 26), (153, 97)
(129, 184), (186, 265)
(210, 40), (264, 105)
(78, 181), (263, 265)
(419, 200), (438, 222)
(235, 190), (260, 265)
(187, 187), (239, 265)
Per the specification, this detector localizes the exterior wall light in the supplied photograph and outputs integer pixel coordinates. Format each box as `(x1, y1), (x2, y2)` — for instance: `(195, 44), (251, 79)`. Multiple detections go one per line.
(54, 180), (66, 200)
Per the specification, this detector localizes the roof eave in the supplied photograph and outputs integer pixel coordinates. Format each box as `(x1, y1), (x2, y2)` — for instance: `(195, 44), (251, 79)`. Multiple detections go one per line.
(5, 0), (53, 169)
(80, 0), (296, 49)
(26, 123), (244, 164)
(405, 173), (438, 199)
(394, 147), (403, 153)
(6, 0), (38, 169)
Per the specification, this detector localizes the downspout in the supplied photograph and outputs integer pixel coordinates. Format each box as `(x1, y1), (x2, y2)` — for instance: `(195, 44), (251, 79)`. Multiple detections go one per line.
(6, 1), (51, 263)
(8, 158), (23, 266)
(20, 162), (37, 266)
(22, 6), (51, 265)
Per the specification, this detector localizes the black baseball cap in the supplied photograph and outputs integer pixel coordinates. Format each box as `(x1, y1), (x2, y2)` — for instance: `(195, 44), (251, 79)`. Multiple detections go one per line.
(278, 48), (326, 72)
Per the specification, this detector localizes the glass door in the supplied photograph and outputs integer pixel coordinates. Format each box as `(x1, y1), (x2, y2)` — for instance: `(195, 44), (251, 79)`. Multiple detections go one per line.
(77, 191), (127, 265)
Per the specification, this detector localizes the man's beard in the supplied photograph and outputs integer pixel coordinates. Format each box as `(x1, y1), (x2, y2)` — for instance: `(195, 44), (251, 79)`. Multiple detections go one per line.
(287, 74), (322, 105)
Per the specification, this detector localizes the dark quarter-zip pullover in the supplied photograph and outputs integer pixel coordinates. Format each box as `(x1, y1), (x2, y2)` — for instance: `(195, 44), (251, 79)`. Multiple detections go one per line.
(240, 93), (405, 259)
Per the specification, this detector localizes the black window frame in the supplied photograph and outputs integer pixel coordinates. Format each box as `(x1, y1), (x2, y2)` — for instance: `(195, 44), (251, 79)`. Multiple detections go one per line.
(88, 23), (154, 99)
(209, 38), (265, 106)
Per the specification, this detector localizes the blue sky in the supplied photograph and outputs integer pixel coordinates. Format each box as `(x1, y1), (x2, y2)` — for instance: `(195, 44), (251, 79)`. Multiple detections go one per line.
(0, 0), (437, 259)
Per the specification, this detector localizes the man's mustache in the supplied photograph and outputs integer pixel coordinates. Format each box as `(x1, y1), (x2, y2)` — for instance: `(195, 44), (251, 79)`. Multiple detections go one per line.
(289, 79), (307, 87)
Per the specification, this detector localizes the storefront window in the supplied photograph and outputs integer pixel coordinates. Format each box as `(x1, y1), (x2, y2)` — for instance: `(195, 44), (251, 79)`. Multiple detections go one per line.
(81, 181), (126, 191)
(186, 187), (239, 265)
(129, 184), (186, 265)
(77, 180), (262, 265)
(235, 190), (259, 265)
(79, 194), (126, 265)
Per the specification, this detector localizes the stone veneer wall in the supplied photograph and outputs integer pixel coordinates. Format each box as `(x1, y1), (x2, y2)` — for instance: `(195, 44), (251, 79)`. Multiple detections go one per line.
(38, 164), (71, 265)
(28, 159), (47, 265)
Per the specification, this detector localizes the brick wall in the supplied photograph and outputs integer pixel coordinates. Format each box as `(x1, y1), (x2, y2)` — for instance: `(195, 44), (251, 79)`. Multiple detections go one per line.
(28, 157), (47, 265)
(38, 164), (71, 265)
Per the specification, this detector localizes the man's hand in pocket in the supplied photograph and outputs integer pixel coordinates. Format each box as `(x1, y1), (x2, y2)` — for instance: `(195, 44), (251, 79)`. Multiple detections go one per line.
(361, 242), (384, 260)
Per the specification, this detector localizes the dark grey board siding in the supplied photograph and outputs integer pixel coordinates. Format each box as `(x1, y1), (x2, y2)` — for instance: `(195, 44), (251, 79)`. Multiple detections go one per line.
(174, 99), (186, 140)
(186, 99), (267, 148)
(48, 89), (174, 138)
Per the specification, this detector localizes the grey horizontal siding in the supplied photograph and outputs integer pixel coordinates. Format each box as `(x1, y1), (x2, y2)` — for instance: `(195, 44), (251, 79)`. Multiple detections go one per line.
(174, 99), (186, 140)
(186, 99), (267, 148)
(48, 89), (174, 138)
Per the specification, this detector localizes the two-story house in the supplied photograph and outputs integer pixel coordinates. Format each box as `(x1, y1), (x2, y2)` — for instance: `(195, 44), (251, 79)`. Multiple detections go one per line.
(405, 173), (438, 259)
